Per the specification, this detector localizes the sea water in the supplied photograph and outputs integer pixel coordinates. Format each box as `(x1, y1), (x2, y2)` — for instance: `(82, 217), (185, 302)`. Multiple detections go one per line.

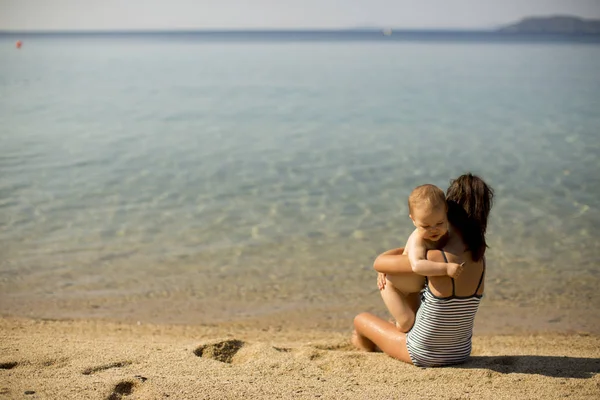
(1, 32), (599, 330)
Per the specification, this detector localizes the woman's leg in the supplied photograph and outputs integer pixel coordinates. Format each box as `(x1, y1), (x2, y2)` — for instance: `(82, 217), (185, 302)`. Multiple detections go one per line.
(352, 312), (413, 364)
(381, 273), (424, 332)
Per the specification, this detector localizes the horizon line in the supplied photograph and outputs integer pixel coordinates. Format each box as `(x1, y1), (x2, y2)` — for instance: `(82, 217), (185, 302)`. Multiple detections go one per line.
(3, 28), (600, 36)
(0, 28), (505, 34)
(2, 13), (598, 34)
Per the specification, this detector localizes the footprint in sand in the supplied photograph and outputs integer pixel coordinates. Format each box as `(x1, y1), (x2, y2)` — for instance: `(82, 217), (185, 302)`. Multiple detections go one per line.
(1, 359), (69, 370)
(82, 361), (132, 375)
(0, 362), (18, 370)
(194, 339), (245, 363)
(106, 380), (136, 400)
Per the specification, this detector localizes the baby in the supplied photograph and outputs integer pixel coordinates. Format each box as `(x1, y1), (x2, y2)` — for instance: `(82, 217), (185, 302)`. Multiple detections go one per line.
(404, 184), (464, 278)
(376, 184), (464, 332)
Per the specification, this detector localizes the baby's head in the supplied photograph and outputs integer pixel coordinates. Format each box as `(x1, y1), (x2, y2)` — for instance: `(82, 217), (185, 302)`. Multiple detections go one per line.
(408, 184), (448, 242)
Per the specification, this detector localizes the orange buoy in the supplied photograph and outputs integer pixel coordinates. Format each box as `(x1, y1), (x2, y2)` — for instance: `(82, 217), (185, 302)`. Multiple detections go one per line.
(16, 40), (22, 49)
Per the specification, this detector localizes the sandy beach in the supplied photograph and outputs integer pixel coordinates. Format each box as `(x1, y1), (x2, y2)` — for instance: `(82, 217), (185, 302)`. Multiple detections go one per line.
(1, 317), (599, 399)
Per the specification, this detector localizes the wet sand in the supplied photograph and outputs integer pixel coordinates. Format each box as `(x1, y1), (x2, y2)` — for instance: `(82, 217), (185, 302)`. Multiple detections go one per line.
(1, 317), (599, 399)
(1, 290), (599, 335)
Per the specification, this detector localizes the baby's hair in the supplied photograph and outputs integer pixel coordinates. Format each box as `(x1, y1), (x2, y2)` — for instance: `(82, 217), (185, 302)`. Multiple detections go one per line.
(408, 184), (446, 214)
(446, 173), (494, 261)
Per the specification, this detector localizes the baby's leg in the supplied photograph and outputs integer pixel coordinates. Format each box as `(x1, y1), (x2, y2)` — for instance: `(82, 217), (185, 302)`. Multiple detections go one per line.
(381, 273), (424, 332)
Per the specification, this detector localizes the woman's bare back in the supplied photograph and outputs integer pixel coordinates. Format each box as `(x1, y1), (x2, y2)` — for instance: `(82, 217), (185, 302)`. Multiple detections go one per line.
(427, 233), (485, 298)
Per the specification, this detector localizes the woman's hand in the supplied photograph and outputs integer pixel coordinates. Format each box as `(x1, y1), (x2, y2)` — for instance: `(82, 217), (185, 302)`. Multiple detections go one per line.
(377, 272), (387, 290)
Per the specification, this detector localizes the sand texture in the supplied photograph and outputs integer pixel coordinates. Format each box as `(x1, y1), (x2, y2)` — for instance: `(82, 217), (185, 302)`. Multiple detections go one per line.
(1, 317), (599, 399)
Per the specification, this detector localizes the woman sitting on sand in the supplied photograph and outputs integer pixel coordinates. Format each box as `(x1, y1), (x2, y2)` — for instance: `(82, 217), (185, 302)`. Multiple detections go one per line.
(352, 173), (494, 367)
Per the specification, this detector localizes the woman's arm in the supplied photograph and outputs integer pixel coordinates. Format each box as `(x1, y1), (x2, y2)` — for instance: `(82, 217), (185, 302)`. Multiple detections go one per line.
(373, 247), (414, 274)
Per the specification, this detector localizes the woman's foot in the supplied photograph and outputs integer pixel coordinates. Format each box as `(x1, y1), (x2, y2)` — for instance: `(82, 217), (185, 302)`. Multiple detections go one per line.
(351, 330), (376, 352)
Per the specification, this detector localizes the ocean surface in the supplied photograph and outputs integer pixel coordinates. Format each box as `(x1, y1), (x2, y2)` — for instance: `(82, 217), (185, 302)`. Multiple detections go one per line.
(1, 32), (599, 331)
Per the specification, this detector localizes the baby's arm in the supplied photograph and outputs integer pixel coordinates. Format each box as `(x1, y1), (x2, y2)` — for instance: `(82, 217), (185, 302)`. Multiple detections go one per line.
(407, 230), (463, 277)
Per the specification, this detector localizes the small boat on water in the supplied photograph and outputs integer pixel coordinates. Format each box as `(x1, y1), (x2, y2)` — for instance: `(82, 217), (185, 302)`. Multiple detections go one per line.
(382, 28), (392, 36)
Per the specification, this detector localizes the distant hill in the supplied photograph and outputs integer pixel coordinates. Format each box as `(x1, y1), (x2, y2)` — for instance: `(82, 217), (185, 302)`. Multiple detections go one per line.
(499, 16), (600, 34)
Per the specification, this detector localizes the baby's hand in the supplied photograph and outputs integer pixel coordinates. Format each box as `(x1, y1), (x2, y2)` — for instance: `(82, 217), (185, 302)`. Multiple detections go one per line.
(446, 262), (465, 278)
(377, 273), (387, 290)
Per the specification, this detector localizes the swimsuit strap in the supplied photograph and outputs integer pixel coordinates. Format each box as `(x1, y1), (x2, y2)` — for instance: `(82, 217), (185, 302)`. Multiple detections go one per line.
(440, 250), (456, 296)
(440, 249), (449, 263)
(474, 257), (486, 296)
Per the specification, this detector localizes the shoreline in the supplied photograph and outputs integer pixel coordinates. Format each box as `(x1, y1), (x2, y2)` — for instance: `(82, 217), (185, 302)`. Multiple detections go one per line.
(1, 317), (599, 399)
(1, 297), (599, 336)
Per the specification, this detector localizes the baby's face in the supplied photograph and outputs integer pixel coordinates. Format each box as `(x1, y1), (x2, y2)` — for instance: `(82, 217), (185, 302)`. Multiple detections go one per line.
(410, 206), (448, 242)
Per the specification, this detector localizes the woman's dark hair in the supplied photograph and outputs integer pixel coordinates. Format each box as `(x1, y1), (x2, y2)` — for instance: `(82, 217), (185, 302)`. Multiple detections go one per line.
(446, 173), (494, 261)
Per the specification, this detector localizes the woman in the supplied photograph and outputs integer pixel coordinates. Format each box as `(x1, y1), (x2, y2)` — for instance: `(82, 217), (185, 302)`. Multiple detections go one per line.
(352, 173), (494, 367)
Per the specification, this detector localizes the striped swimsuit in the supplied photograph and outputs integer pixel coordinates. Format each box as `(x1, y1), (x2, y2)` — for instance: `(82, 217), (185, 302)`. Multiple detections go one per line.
(406, 251), (485, 368)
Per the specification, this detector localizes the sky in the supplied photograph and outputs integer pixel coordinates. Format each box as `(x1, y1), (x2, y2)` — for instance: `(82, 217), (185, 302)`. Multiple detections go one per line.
(1, 0), (599, 31)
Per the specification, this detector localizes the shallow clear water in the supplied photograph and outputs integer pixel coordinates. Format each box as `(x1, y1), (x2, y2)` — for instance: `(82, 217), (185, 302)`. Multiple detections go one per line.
(1, 34), (599, 327)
